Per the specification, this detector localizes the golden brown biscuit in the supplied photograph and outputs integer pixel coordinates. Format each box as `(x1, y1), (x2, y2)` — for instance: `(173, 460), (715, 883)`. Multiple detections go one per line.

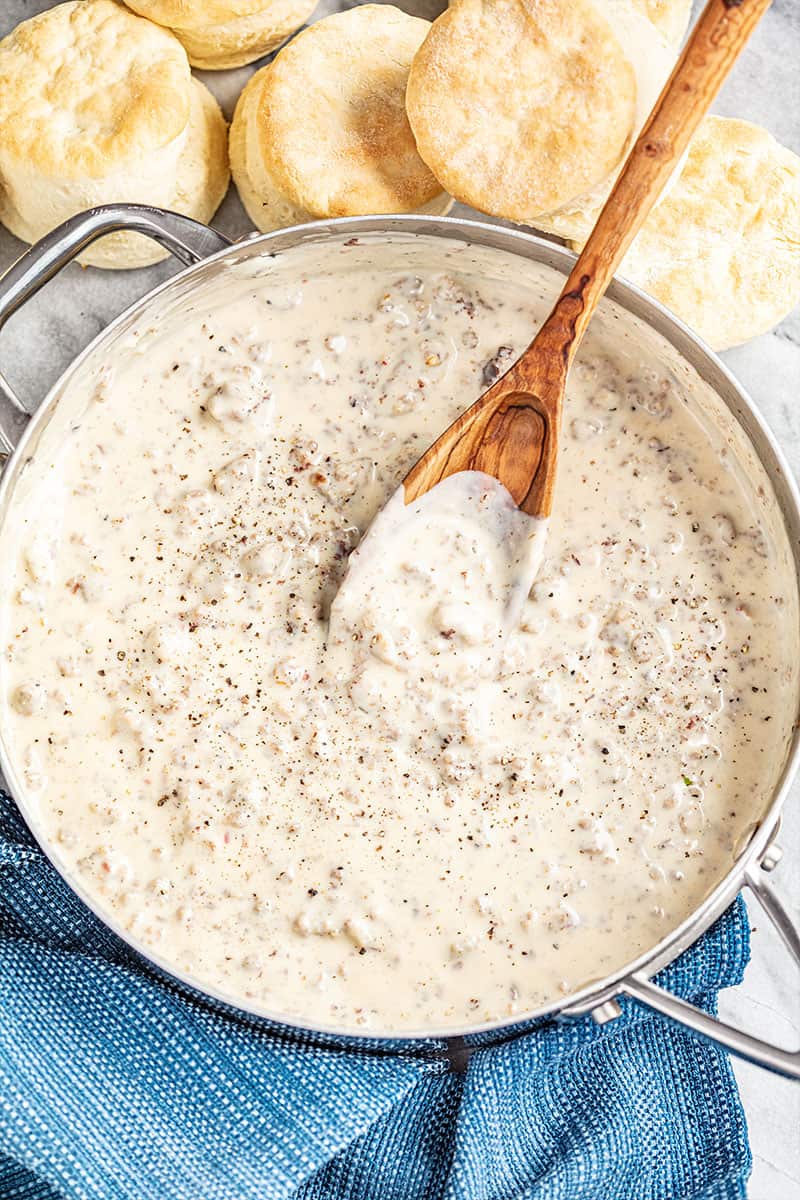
(530, 0), (676, 244)
(571, 117), (800, 350)
(86, 78), (230, 270)
(0, 0), (229, 269)
(405, 0), (637, 222)
(230, 5), (451, 232)
(124, 0), (316, 69)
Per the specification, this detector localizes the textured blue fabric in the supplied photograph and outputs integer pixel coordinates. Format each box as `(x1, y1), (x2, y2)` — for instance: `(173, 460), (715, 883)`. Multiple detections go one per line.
(0, 791), (751, 1200)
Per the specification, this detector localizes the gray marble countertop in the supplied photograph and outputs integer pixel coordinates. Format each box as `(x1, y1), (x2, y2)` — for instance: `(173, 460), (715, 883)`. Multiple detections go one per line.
(1, 2), (798, 1197)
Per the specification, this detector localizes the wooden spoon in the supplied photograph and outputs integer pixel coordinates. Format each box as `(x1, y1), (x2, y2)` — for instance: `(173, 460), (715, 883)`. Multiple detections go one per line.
(403, 0), (771, 519)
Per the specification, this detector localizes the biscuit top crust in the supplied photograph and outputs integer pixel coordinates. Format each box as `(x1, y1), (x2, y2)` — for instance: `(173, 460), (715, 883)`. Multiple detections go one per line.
(406, 0), (636, 220)
(0, 0), (190, 180)
(621, 115), (800, 349)
(255, 6), (444, 217)
(125, 0), (275, 23)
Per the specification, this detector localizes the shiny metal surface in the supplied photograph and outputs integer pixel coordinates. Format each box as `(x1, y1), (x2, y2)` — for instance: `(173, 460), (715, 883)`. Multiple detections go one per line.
(0, 204), (798, 1072)
(622, 864), (800, 1078)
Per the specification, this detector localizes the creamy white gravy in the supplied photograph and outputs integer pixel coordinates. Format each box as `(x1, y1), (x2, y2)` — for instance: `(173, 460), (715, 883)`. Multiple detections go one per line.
(329, 472), (549, 690)
(1, 236), (797, 1034)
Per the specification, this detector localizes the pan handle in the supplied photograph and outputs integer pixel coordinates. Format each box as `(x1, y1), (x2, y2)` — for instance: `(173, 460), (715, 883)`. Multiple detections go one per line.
(0, 204), (232, 455)
(620, 848), (800, 1079)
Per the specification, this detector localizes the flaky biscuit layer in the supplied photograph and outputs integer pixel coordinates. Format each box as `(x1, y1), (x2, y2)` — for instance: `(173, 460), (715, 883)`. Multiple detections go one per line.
(230, 5), (450, 231)
(0, 1), (229, 269)
(125, 0), (316, 69)
(574, 117), (800, 350)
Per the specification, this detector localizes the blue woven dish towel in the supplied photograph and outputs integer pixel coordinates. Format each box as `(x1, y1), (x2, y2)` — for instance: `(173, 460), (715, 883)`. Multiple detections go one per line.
(0, 791), (751, 1200)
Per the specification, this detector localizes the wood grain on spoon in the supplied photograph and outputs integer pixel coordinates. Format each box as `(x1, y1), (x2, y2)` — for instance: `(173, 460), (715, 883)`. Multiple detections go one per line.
(403, 0), (772, 518)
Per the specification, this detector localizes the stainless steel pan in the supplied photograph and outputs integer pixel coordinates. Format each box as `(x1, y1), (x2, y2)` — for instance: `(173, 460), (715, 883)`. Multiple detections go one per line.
(0, 204), (798, 1076)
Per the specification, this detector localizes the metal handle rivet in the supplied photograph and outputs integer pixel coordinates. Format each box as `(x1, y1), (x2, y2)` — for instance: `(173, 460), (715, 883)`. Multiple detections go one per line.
(591, 999), (623, 1024)
(760, 842), (783, 872)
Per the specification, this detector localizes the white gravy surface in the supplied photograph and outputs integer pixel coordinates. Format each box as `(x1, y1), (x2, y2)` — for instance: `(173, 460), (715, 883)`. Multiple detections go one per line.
(1, 236), (797, 1034)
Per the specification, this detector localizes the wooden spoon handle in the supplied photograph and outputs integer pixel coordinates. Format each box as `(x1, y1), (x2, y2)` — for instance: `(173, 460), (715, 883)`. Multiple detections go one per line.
(404, 0), (770, 519)
(532, 0), (772, 366)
